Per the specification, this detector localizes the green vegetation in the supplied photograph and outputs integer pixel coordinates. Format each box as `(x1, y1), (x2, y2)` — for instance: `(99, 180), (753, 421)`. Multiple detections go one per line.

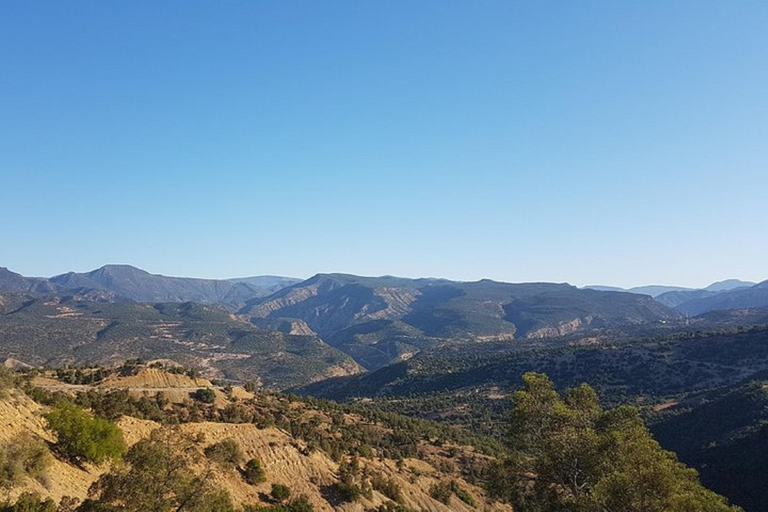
(428, 481), (451, 504)
(191, 388), (216, 404)
(486, 372), (740, 511)
(0, 366), (16, 398)
(82, 428), (235, 512)
(449, 480), (475, 506)
(204, 438), (244, 469)
(44, 403), (125, 464)
(370, 474), (403, 504)
(243, 458), (266, 485)
(0, 493), (57, 512)
(270, 483), (291, 502)
(0, 292), (357, 390)
(332, 482), (361, 502)
(650, 380), (768, 512)
(0, 433), (51, 489)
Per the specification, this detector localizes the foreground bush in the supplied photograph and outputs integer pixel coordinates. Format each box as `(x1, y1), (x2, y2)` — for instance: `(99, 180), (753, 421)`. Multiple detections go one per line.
(204, 438), (244, 469)
(271, 483), (291, 502)
(489, 372), (741, 512)
(0, 493), (56, 512)
(0, 433), (51, 489)
(83, 428), (234, 512)
(243, 458), (266, 484)
(44, 403), (125, 464)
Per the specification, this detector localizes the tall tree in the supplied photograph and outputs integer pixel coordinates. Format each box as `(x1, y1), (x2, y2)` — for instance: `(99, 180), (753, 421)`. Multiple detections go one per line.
(491, 372), (740, 512)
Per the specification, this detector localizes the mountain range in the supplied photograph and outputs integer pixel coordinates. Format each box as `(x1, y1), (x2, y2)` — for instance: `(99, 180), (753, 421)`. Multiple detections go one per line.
(3, 264), (768, 372)
(584, 279), (756, 297)
(0, 265), (301, 307)
(237, 273), (678, 369)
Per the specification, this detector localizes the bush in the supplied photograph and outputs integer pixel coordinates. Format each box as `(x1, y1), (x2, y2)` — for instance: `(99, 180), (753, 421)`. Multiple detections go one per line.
(84, 428), (235, 512)
(449, 480), (475, 506)
(271, 483), (291, 502)
(371, 474), (403, 503)
(429, 481), (451, 504)
(203, 438), (244, 469)
(0, 367), (16, 398)
(0, 434), (51, 489)
(243, 458), (266, 484)
(0, 492), (56, 512)
(191, 388), (216, 404)
(44, 402), (125, 464)
(333, 482), (361, 502)
(288, 495), (313, 512)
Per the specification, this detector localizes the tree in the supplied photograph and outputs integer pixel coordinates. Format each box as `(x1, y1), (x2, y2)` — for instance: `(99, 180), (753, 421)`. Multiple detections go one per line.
(203, 438), (244, 469)
(44, 403), (125, 464)
(83, 428), (234, 512)
(190, 388), (216, 404)
(243, 458), (266, 485)
(271, 483), (291, 502)
(495, 372), (741, 512)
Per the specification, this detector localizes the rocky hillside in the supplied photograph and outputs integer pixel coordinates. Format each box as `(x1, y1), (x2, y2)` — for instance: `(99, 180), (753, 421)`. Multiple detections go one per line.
(240, 274), (680, 370)
(0, 372), (509, 512)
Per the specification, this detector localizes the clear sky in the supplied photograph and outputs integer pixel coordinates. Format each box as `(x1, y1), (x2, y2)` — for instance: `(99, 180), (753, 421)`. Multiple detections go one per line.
(1, 1), (766, 288)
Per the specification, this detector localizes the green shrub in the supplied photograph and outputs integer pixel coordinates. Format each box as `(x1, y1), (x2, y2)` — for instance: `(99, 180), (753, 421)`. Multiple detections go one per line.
(203, 438), (244, 469)
(371, 474), (403, 504)
(0, 434), (51, 489)
(0, 492), (56, 512)
(243, 458), (266, 484)
(271, 483), (291, 502)
(449, 480), (475, 507)
(84, 429), (235, 512)
(288, 495), (314, 512)
(190, 388), (216, 404)
(429, 481), (451, 504)
(0, 367), (16, 398)
(44, 402), (125, 464)
(333, 482), (361, 502)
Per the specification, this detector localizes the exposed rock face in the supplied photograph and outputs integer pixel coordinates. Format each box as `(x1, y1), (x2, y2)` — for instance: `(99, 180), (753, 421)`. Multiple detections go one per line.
(527, 316), (594, 338)
(247, 283), (325, 318)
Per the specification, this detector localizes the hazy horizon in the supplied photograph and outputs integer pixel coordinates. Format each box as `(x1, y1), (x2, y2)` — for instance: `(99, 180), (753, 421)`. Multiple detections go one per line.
(2, 2), (766, 289)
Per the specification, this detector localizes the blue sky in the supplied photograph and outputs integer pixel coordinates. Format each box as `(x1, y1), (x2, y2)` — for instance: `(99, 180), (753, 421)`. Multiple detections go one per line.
(1, 1), (766, 288)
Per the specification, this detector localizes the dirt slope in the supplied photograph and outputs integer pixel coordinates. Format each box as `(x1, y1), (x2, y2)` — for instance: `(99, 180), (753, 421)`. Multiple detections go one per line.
(0, 388), (509, 511)
(98, 368), (212, 388)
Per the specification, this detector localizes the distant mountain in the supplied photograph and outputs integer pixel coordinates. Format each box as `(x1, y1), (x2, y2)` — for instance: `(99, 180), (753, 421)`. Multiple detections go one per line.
(655, 289), (720, 308)
(241, 273), (679, 370)
(0, 265), (299, 308)
(628, 285), (695, 297)
(675, 280), (768, 316)
(584, 284), (693, 297)
(227, 275), (302, 294)
(704, 279), (757, 292)
(0, 267), (57, 294)
(654, 280), (758, 309)
(0, 291), (359, 388)
(49, 265), (266, 306)
(586, 280), (757, 299)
